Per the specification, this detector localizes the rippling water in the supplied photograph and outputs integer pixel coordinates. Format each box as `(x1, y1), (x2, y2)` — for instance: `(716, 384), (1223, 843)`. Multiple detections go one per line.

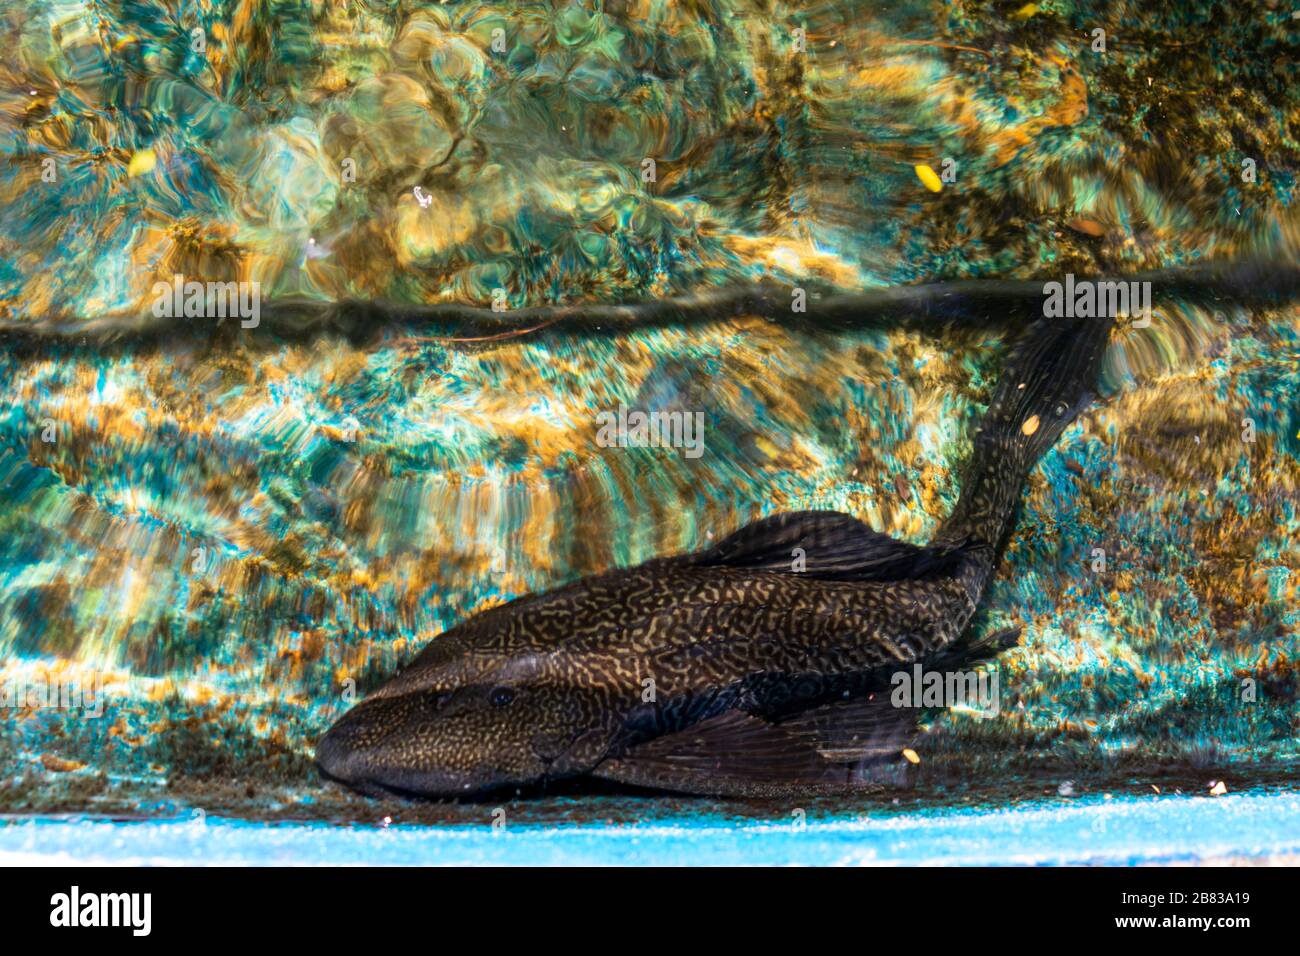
(1, 1), (1298, 856)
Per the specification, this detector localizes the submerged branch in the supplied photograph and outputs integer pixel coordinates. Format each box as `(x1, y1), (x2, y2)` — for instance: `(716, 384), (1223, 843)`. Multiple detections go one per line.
(3, 256), (1300, 355)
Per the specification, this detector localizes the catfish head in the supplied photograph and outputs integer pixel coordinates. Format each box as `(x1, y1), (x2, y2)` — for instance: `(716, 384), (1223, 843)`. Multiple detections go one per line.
(315, 604), (630, 799)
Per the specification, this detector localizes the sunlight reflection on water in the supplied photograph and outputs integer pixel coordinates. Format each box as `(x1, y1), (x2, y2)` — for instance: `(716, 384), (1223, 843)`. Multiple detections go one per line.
(4, 790), (1298, 866)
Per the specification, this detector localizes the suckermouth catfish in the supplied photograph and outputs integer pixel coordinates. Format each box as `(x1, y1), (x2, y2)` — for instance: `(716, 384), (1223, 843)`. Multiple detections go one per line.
(316, 312), (1115, 799)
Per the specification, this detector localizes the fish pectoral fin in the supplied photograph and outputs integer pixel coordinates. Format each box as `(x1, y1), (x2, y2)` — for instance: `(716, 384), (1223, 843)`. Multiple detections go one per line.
(926, 625), (1023, 670)
(772, 692), (921, 763)
(690, 510), (953, 581)
(591, 696), (919, 797)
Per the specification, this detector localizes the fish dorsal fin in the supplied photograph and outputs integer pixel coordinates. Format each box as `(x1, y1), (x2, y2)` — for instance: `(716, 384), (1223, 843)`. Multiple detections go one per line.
(592, 695), (919, 797)
(692, 510), (948, 581)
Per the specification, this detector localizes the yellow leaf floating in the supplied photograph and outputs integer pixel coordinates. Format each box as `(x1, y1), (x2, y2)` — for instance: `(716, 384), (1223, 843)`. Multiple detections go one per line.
(902, 748), (921, 764)
(127, 148), (156, 177)
(40, 754), (86, 773)
(1013, 3), (1039, 19)
(913, 164), (943, 193)
(1068, 217), (1106, 237)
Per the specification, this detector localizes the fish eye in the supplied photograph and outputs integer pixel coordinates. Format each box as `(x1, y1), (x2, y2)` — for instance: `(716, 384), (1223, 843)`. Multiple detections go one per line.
(489, 686), (516, 708)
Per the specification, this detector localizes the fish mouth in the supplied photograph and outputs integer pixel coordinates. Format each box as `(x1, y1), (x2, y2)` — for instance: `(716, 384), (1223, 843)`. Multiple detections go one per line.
(316, 762), (478, 802)
(314, 743), (480, 801)
(316, 758), (542, 803)
(315, 758), (409, 800)
(316, 720), (665, 801)
(313, 696), (473, 799)
(315, 723), (545, 802)
(314, 723), (387, 795)
(314, 687), (612, 801)
(313, 714), (432, 798)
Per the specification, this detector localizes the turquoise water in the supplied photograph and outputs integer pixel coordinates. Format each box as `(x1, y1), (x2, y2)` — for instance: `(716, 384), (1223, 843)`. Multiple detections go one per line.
(3, 0), (1299, 849)
(5, 790), (1298, 866)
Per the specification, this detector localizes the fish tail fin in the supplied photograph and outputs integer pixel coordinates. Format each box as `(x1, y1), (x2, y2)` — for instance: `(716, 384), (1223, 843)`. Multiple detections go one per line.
(979, 313), (1114, 469)
(935, 313), (1113, 551)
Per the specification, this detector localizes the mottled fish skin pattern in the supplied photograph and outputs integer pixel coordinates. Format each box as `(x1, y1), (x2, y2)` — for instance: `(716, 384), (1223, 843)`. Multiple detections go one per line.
(317, 314), (1114, 799)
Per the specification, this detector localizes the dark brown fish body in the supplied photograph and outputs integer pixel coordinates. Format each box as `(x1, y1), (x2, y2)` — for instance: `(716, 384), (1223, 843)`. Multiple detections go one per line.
(317, 313), (1113, 798)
